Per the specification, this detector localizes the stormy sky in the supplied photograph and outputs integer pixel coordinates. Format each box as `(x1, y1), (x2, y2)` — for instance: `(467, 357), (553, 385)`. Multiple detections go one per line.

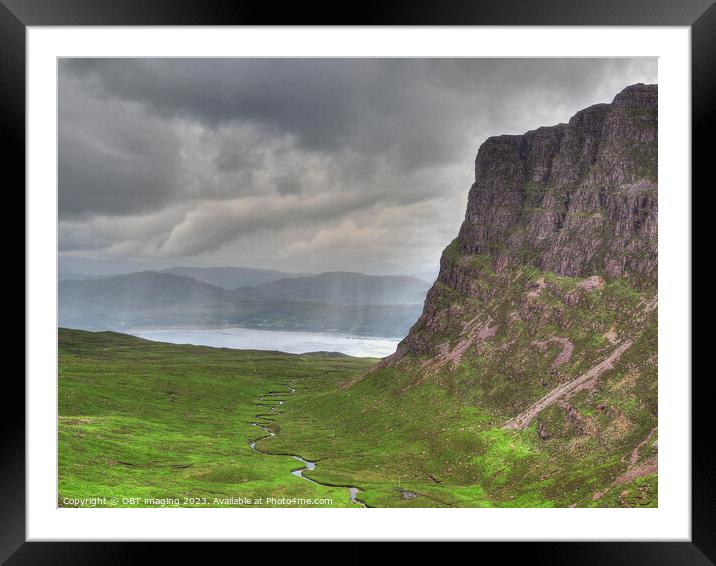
(59, 58), (657, 277)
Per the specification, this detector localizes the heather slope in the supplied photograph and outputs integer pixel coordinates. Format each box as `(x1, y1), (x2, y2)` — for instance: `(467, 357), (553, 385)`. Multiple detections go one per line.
(280, 83), (659, 507)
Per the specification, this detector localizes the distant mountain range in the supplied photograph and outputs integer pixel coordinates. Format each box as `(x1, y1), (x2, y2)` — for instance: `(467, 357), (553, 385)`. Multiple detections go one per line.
(234, 271), (430, 305)
(59, 256), (163, 279)
(160, 266), (313, 289)
(59, 259), (312, 287)
(59, 270), (429, 337)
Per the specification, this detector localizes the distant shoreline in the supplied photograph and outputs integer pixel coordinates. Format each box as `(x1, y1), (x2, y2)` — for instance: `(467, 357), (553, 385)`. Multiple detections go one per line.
(123, 326), (400, 358)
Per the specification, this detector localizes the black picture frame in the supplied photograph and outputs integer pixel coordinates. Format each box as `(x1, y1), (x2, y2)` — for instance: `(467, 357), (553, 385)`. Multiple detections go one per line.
(8, 0), (710, 562)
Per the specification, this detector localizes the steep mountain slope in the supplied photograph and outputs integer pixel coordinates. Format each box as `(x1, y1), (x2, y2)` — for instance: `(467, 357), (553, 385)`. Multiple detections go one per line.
(388, 83), (657, 381)
(376, 83), (658, 502)
(274, 84), (658, 507)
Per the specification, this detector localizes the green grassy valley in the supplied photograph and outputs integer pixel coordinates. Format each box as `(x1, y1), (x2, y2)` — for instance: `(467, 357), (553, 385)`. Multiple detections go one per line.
(58, 328), (374, 508)
(58, 327), (656, 508)
(56, 83), (659, 511)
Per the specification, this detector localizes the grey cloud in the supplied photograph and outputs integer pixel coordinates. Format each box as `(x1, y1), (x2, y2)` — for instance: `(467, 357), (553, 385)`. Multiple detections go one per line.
(273, 174), (302, 196)
(58, 58), (657, 274)
(157, 188), (386, 258)
(61, 59), (375, 150)
(59, 74), (184, 219)
(61, 58), (656, 167)
(59, 205), (190, 254)
(214, 146), (265, 174)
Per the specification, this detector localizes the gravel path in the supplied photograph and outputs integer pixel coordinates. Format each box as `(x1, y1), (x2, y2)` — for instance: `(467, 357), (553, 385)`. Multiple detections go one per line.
(503, 339), (633, 430)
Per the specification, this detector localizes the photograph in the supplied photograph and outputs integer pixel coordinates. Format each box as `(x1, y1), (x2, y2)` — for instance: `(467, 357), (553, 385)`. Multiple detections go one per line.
(57, 57), (659, 509)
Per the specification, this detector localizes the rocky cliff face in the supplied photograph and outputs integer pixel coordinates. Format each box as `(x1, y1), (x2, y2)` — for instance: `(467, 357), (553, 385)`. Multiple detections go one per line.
(389, 84), (657, 368)
(348, 85), (659, 507)
(458, 83), (657, 285)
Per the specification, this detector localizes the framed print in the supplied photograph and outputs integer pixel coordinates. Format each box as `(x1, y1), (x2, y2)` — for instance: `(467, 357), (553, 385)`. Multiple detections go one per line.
(9, 0), (712, 561)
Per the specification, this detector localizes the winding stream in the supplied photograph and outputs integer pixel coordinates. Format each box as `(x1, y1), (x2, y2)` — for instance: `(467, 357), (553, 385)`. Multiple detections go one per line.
(249, 385), (365, 507)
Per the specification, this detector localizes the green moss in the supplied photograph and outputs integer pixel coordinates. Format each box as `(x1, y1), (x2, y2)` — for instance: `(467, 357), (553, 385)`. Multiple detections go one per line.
(443, 237), (461, 261)
(465, 254), (495, 274)
(543, 271), (580, 290)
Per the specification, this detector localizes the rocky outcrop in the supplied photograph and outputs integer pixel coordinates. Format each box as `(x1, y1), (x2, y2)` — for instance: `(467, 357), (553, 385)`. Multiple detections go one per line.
(394, 84), (657, 365)
(360, 84), (659, 508)
(458, 83), (657, 284)
(348, 85), (658, 507)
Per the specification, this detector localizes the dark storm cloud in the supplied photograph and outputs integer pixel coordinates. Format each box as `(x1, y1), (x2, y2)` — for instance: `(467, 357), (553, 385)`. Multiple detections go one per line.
(273, 174), (302, 196)
(61, 58), (651, 160)
(61, 59), (378, 150)
(58, 121), (180, 218)
(59, 68), (184, 218)
(58, 58), (657, 273)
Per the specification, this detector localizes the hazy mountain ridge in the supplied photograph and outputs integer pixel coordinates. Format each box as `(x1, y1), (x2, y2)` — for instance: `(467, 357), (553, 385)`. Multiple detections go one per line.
(235, 271), (430, 305)
(59, 270), (428, 337)
(161, 265), (313, 289)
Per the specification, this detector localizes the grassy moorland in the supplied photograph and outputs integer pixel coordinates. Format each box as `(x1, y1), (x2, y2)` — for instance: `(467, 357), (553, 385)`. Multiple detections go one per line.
(58, 327), (656, 508)
(58, 328), (373, 508)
